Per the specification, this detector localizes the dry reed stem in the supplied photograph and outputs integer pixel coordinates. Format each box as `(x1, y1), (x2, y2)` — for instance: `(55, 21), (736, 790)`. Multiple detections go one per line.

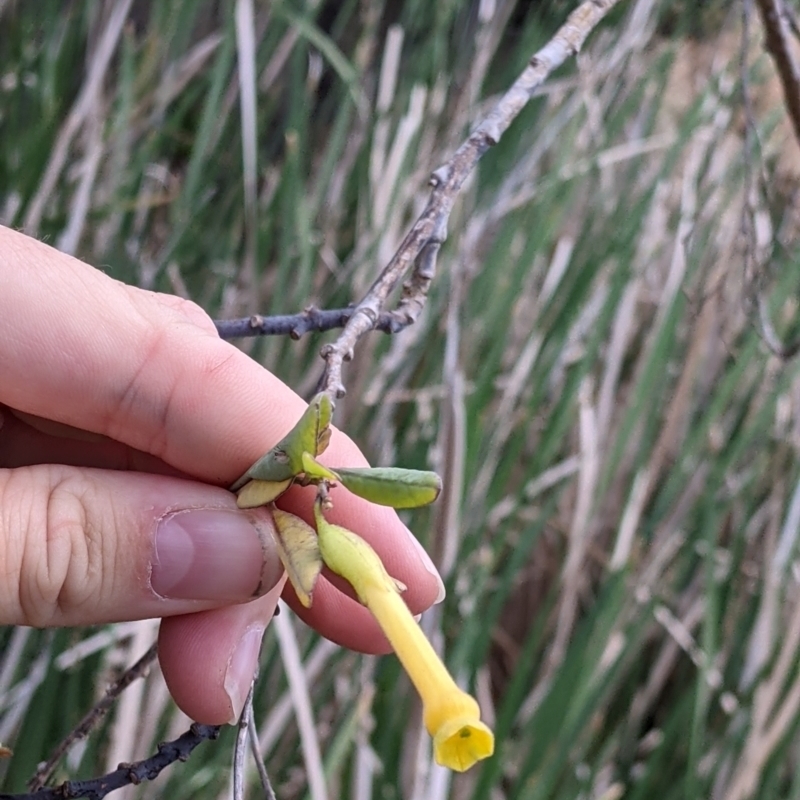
(22, 0), (133, 236)
(726, 586), (800, 800)
(0, 635), (54, 747)
(273, 603), (328, 800)
(235, 0), (259, 309)
(103, 621), (160, 800)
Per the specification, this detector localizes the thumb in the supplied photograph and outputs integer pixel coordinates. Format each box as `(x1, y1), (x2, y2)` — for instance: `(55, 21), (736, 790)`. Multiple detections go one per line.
(0, 465), (283, 627)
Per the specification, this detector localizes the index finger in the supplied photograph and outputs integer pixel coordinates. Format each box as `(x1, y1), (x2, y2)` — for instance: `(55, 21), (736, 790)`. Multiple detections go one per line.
(0, 226), (303, 485)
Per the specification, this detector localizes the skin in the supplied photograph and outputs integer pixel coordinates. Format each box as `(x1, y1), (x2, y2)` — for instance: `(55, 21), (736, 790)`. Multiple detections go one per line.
(0, 225), (442, 725)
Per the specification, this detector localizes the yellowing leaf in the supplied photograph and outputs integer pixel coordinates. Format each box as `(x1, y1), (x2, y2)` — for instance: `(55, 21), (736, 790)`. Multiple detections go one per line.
(317, 423), (332, 455)
(271, 508), (323, 608)
(236, 478), (292, 508)
(335, 467), (442, 508)
(315, 394), (333, 455)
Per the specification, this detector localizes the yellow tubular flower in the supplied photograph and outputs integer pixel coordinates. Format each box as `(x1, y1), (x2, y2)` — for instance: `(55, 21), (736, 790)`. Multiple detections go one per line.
(314, 504), (494, 772)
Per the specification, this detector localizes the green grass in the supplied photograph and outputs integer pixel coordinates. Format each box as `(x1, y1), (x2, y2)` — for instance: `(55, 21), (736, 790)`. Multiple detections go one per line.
(3, 1), (800, 798)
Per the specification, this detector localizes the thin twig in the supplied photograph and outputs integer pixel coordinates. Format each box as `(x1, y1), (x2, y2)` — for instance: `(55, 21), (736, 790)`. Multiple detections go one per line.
(232, 684), (254, 800)
(214, 307), (402, 340)
(312, 0), (623, 398)
(215, 0), (621, 376)
(27, 644), (159, 791)
(2, 724), (220, 800)
(755, 0), (800, 152)
(247, 711), (277, 800)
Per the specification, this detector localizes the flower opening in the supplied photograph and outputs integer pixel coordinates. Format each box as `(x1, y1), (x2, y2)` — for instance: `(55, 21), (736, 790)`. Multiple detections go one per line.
(433, 717), (495, 773)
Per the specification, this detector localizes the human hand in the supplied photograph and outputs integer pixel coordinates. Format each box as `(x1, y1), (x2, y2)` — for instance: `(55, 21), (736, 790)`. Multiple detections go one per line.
(0, 225), (444, 724)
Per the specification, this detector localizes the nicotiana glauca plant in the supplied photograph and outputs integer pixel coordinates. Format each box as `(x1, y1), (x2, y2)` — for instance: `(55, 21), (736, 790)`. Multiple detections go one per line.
(231, 393), (493, 772)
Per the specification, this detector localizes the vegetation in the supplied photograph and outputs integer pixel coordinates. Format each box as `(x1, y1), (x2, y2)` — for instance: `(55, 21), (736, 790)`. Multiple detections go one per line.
(2, 1), (800, 798)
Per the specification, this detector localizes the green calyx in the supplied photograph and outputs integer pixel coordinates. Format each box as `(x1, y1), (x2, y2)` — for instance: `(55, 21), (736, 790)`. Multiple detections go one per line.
(230, 393), (332, 490)
(233, 394), (441, 511)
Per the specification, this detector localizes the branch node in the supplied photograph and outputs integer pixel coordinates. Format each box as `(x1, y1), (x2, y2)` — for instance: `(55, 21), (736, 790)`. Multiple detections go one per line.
(430, 166), (450, 187)
(481, 122), (502, 146)
(124, 766), (141, 786)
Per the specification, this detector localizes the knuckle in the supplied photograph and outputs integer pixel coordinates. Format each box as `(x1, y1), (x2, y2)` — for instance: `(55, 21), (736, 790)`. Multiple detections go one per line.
(0, 467), (102, 626)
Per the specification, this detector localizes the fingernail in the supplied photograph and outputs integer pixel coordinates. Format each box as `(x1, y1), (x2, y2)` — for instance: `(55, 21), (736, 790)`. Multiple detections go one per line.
(404, 526), (446, 604)
(224, 625), (265, 723)
(152, 508), (282, 601)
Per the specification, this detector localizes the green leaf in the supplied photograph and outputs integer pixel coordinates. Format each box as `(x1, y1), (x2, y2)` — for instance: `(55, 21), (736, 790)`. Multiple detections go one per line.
(230, 393), (333, 489)
(335, 467), (442, 508)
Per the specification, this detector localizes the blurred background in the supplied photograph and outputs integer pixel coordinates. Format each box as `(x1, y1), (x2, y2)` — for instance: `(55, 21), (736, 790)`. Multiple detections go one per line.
(3, 0), (800, 798)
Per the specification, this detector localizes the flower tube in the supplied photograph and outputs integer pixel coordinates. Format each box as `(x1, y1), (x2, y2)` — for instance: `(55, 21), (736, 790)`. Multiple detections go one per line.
(314, 503), (494, 772)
